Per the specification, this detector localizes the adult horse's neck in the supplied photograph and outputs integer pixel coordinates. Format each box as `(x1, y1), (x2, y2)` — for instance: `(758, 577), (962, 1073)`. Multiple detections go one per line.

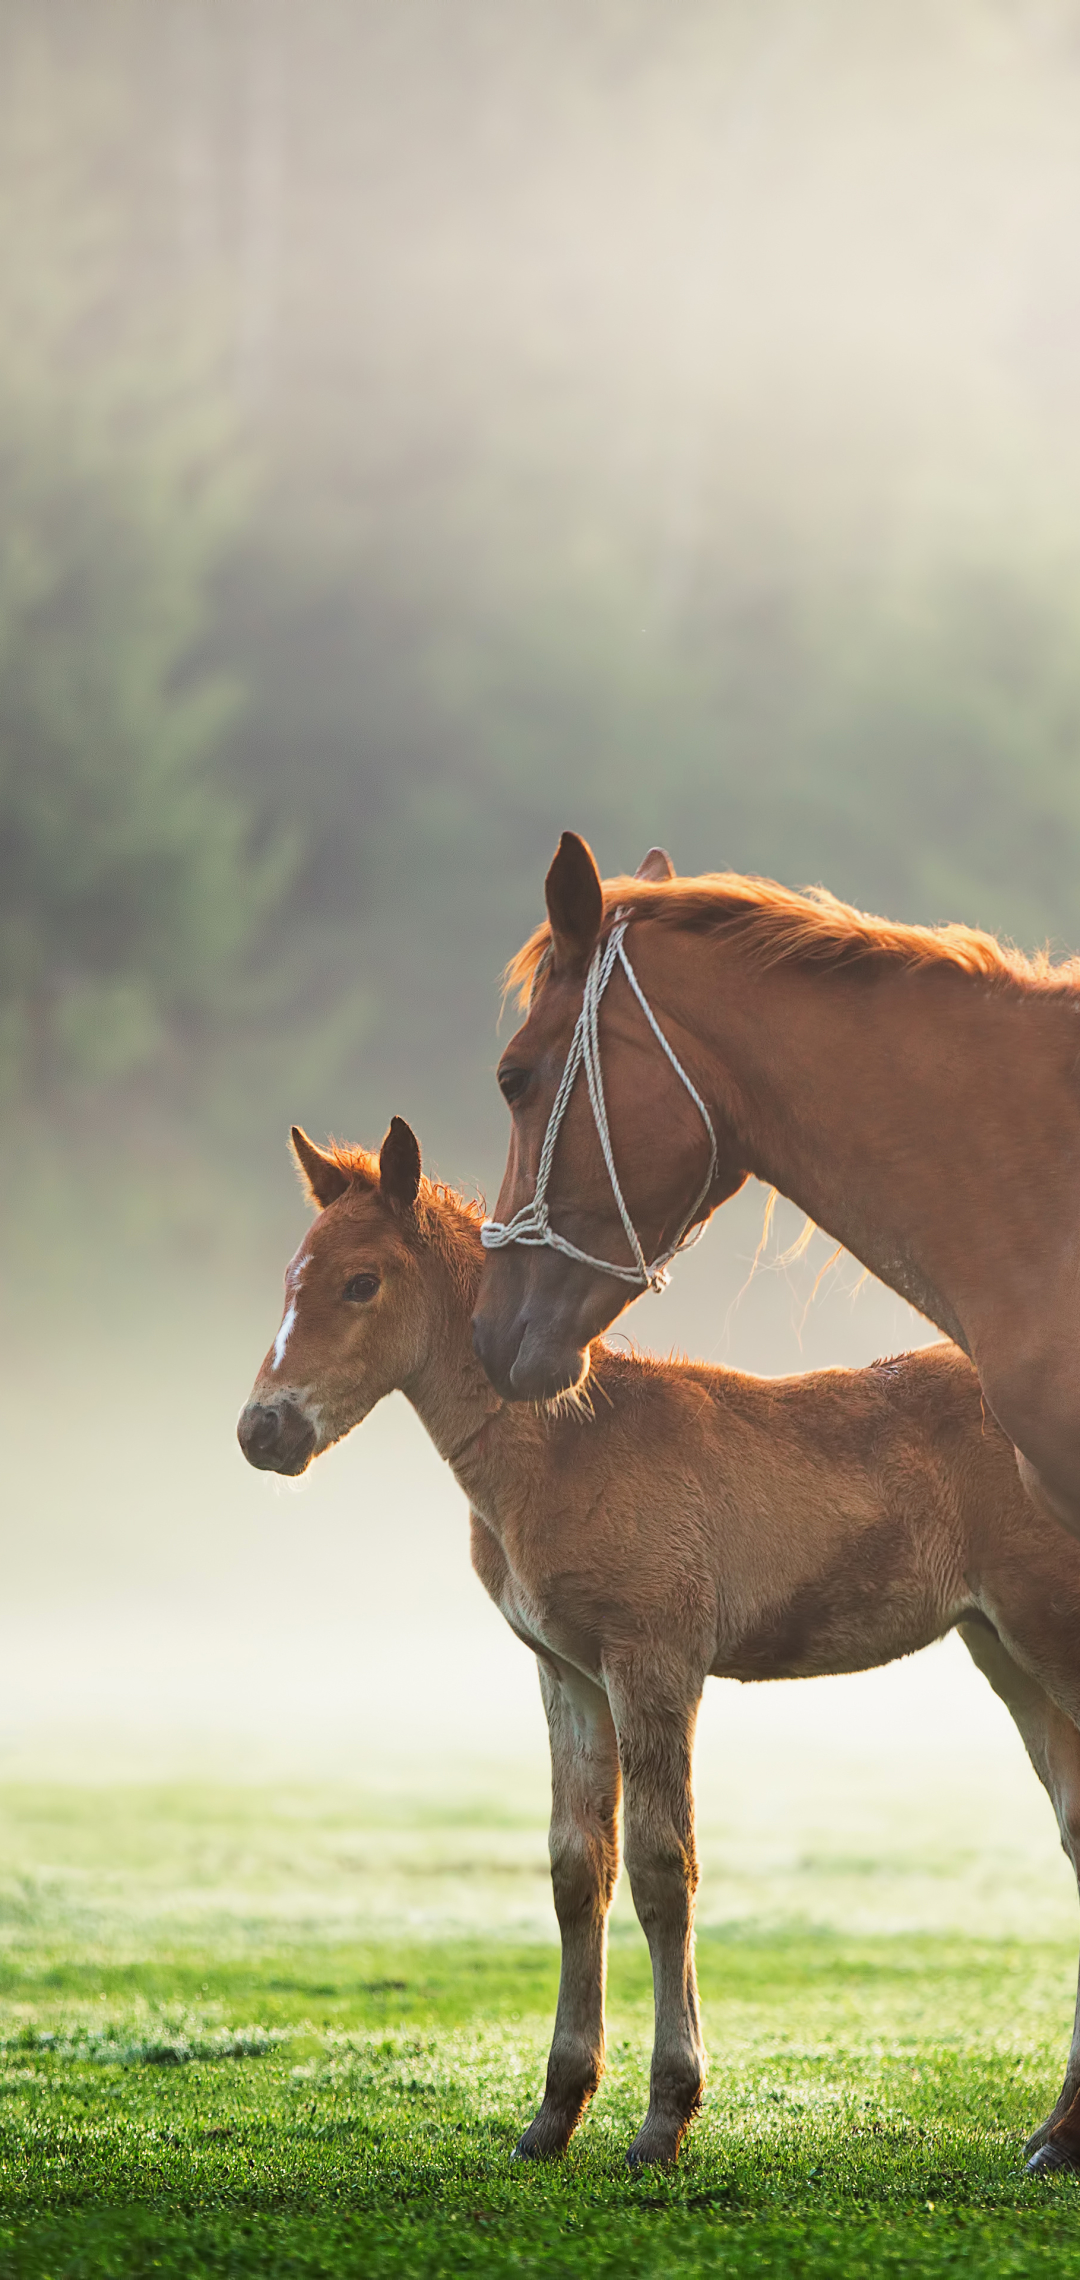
(641, 922), (1080, 1356)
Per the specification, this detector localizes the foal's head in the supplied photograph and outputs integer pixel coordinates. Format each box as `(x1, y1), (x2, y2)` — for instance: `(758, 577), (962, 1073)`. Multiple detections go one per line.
(238, 1117), (468, 1476)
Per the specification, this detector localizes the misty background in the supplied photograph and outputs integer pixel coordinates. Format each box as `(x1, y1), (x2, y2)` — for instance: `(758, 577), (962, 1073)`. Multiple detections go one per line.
(2, 0), (1080, 1905)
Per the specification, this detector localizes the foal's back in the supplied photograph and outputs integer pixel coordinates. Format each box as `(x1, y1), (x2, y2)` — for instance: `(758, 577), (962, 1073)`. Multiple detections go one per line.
(489, 1339), (1040, 1689)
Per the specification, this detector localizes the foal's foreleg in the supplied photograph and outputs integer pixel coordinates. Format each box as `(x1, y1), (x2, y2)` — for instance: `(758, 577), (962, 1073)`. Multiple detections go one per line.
(516, 1657), (621, 2161)
(607, 1666), (706, 2167)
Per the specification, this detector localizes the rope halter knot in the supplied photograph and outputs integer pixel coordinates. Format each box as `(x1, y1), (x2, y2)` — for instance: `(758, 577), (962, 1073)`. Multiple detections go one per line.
(481, 915), (717, 1290)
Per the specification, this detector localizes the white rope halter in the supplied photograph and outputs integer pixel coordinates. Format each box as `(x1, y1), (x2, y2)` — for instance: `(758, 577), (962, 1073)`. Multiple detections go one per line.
(481, 916), (718, 1292)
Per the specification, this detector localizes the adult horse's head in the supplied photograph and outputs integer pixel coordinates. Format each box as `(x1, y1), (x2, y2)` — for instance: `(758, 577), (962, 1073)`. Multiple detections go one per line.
(472, 833), (750, 1401)
(237, 1116), (429, 1474)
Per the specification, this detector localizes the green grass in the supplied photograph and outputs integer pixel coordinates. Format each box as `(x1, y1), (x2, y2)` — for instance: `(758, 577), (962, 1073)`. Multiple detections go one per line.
(0, 1784), (1076, 2276)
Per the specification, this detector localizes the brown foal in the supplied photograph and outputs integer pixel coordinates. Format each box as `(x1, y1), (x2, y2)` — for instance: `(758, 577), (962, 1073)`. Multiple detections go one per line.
(471, 833), (1080, 1543)
(241, 1119), (1080, 2173)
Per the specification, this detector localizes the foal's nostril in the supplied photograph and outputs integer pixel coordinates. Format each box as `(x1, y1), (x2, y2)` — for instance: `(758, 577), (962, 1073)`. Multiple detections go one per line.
(238, 1402), (282, 1464)
(238, 1397), (317, 1476)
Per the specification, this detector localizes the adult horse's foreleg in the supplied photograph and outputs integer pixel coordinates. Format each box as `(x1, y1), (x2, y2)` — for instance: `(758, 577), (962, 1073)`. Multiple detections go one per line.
(606, 1664), (706, 2168)
(515, 1657), (621, 2161)
(1013, 1450), (1080, 1547)
(958, 1617), (1080, 2171)
(979, 1356), (1080, 1542)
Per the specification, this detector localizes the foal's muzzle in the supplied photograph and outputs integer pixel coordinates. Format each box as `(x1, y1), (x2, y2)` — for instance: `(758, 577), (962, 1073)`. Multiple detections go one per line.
(237, 1399), (317, 1476)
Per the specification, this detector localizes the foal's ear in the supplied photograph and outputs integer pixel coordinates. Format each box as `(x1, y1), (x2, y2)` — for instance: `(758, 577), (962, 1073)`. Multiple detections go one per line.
(545, 831), (603, 977)
(379, 1116), (422, 1211)
(290, 1126), (351, 1210)
(635, 845), (676, 883)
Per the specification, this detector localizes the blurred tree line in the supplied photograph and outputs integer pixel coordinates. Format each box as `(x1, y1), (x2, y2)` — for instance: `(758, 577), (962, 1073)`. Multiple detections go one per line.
(4, 0), (1080, 1269)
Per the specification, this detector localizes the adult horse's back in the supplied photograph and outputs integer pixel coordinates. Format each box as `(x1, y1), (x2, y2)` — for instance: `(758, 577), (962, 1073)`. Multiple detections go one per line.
(472, 831), (1080, 1537)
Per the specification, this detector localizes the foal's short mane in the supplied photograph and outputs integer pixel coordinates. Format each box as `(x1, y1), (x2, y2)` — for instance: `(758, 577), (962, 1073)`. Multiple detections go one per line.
(505, 873), (1079, 1008)
(322, 1143), (485, 1304)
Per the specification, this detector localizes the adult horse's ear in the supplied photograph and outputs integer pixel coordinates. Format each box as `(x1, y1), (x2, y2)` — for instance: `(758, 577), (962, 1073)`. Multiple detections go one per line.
(545, 831), (603, 976)
(291, 1126), (351, 1209)
(379, 1116), (422, 1211)
(635, 845), (675, 883)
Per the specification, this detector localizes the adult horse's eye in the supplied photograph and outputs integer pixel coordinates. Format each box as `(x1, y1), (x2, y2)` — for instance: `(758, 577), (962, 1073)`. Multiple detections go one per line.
(498, 1065), (529, 1106)
(343, 1273), (380, 1304)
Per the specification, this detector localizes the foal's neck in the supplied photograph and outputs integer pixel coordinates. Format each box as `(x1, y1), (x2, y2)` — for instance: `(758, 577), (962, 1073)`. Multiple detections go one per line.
(402, 1233), (502, 1472)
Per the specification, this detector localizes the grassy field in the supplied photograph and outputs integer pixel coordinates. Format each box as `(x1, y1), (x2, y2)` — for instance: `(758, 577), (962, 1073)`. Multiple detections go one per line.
(0, 1776), (1077, 2277)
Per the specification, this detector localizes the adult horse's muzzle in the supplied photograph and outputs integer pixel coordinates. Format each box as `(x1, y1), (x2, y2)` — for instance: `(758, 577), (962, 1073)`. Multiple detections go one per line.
(472, 1250), (613, 1403)
(237, 1398), (317, 1476)
(471, 1309), (588, 1404)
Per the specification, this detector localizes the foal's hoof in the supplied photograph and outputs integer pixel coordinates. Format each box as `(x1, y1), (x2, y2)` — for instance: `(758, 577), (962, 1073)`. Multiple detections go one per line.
(626, 2120), (687, 2170)
(1026, 2140), (1080, 2177)
(512, 2110), (575, 2162)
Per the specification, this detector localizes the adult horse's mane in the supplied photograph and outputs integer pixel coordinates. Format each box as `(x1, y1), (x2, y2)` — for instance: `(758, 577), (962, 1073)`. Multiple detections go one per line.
(504, 872), (1079, 1009)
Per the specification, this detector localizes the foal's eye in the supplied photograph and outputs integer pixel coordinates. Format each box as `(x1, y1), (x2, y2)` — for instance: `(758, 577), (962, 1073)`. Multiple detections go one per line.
(342, 1273), (380, 1304)
(498, 1064), (529, 1106)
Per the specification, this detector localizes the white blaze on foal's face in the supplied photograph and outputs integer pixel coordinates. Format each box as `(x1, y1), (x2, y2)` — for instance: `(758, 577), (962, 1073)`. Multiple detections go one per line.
(271, 1246), (311, 1372)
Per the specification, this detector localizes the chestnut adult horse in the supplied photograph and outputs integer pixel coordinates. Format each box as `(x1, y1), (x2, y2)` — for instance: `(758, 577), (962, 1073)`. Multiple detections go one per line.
(472, 832), (1080, 1538)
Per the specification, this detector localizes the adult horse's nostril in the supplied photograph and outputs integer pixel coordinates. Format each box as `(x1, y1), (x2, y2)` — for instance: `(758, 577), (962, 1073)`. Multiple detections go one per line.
(472, 1311), (522, 1402)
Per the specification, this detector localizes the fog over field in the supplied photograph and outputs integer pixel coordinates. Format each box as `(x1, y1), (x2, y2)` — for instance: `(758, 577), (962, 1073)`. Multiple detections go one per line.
(2, 3), (1079, 1909)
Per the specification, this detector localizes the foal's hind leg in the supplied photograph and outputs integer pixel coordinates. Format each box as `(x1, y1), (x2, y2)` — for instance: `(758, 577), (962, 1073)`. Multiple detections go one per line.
(605, 1662), (706, 2168)
(959, 1617), (1080, 2172)
(515, 1656), (621, 2161)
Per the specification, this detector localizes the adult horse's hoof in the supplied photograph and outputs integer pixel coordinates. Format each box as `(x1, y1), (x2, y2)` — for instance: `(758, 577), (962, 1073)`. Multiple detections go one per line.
(1026, 2140), (1080, 2176)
